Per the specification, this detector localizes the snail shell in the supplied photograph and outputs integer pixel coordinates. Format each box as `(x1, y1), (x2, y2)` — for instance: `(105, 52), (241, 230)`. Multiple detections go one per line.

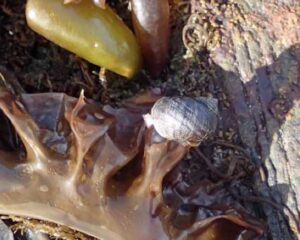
(144, 96), (218, 146)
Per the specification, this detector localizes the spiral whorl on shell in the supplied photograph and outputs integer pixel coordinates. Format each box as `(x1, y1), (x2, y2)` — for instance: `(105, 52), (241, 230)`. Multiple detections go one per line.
(144, 96), (218, 146)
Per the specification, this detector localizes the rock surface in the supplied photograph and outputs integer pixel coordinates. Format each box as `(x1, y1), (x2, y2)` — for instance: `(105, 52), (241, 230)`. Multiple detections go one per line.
(210, 1), (300, 239)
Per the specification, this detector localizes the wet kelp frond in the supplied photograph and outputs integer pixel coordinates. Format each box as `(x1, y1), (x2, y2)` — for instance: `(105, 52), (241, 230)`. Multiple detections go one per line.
(0, 83), (264, 239)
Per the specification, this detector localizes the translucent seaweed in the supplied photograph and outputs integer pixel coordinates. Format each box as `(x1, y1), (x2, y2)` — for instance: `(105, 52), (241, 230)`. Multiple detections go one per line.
(0, 86), (264, 239)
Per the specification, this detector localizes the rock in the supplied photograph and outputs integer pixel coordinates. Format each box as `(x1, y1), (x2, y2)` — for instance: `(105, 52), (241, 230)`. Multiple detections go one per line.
(210, 1), (300, 239)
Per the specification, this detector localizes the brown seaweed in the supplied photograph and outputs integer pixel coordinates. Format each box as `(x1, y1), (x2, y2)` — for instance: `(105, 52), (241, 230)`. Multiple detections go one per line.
(64, 0), (106, 9)
(131, 0), (170, 78)
(0, 74), (264, 239)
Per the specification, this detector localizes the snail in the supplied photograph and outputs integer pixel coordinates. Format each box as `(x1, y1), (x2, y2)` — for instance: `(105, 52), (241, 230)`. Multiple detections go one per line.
(144, 96), (218, 146)
(26, 0), (141, 78)
(131, 0), (170, 78)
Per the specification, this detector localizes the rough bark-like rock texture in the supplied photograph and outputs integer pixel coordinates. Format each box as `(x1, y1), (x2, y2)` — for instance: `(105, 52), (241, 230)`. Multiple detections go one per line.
(210, 1), (300, 239)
